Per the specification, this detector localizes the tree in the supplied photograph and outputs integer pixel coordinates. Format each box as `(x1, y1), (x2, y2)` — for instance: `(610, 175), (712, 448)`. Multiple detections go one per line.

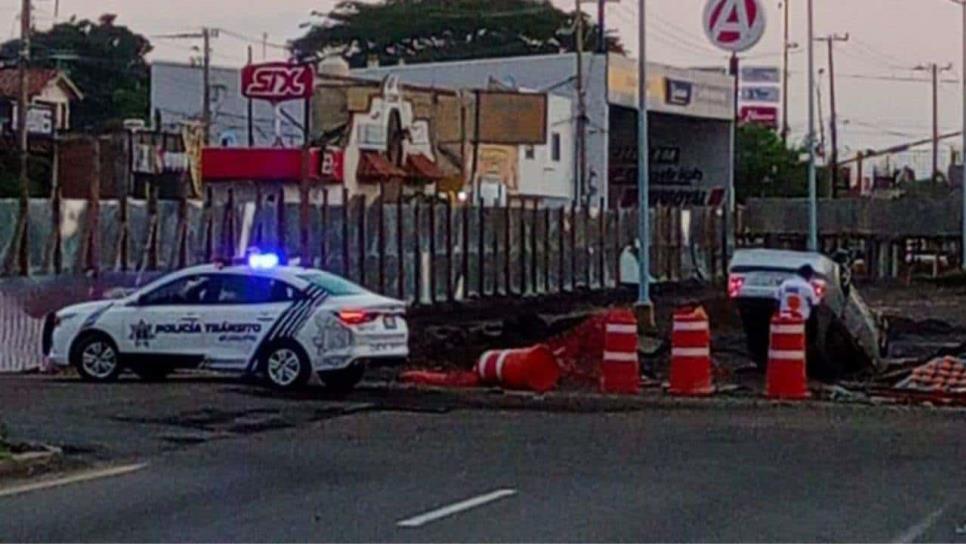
(1, 14), (153, 132)
(735, 124), (830, 202)
(292, 0), (623, 67)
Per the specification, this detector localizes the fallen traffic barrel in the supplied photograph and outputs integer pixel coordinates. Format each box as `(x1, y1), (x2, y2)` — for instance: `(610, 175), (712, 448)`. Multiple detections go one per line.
(476, 345), (561, 393)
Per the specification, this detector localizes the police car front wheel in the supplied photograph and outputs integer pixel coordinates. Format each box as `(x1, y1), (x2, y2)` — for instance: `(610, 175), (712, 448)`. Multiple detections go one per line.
(262, 342), (311, 390)
(72, 333), (122, 382)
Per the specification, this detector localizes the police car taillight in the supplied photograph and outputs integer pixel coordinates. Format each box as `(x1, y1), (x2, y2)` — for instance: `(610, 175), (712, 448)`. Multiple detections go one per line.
(337, 309), (378, 326)
(811, 279), (828, 301)
(728, 274), (745, 298)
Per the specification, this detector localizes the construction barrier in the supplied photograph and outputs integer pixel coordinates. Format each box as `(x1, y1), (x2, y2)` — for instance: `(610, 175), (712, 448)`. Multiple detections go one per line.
(476, 345), (560, 393)
(669, 305), (714, 396)
(599, 309), (641, 395)
(766, 312), (810, 400)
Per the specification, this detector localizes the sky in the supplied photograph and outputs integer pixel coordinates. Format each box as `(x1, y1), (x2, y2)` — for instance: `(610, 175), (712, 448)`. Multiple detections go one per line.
(4, 0), (966, 164)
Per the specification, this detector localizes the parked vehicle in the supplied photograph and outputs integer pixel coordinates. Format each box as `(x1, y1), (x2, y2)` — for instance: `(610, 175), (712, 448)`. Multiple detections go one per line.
(728, 249), (885, 381)
(42, 253), (409, 390)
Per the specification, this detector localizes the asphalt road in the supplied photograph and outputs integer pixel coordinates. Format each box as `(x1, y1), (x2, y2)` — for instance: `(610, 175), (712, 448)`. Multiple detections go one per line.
(1, 375), (965, 542)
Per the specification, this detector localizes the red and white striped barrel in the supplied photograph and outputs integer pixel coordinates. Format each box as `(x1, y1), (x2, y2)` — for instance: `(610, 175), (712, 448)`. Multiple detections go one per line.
(669, 305), (714, 396)
(766, 312), (810, 400)
(476, 345), (560, 393)
(600, 310), (640, 394)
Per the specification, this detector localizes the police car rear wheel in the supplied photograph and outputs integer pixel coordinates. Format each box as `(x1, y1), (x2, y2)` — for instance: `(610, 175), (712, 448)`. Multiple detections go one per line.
(263, 344), (311, 389)
(73, 334), (121, 382)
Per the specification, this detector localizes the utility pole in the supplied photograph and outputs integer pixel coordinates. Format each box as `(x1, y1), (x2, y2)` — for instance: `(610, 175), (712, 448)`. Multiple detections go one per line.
(781, 0), (790, 143)
(597, 0), (606, 53)
(202, 27), (212, 145)
(155, 29), (218, 145)
(574, 0), (587, 203)
(915, 62), (954, 182)
(806, 0), (818, 252)
(816, 69), (826, 163)
(816, 33), (849, 197)
(960, 0), (966, 270)
(12, 0), (32, 275)
(247, 45), (254, 147)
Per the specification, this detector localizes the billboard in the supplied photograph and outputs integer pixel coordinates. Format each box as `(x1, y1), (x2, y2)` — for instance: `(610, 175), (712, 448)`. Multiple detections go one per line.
(740, 86), (780, 103)
(241, 62), (315, 102)
(476, 91), (548, 145)
(740, 106), (779, 128)
(740, 66), (780, 83)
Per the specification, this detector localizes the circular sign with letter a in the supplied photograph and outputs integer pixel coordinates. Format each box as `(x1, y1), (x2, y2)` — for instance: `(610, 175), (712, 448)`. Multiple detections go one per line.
(703, 0), (766, 53)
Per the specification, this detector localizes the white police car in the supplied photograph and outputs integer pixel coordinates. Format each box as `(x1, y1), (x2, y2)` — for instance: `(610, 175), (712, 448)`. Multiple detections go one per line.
(41, 254), (409, 391)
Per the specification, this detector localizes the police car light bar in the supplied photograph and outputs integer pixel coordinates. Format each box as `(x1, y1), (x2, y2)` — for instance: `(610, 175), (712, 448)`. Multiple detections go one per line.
(248, 252), (280, 269)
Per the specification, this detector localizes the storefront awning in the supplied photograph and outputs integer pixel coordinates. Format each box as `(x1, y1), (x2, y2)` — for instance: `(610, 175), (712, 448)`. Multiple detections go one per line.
(406, 153), (446, 180)
(358, 151), (407, 179)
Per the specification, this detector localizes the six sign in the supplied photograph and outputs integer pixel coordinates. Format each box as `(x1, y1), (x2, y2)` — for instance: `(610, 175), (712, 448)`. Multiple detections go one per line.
(703, 0), (766, 53)
(241, 62), (316, 102)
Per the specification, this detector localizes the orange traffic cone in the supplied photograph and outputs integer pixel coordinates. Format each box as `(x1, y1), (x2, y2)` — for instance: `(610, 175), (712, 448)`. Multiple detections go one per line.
(669, 305), (714, 396)
(477, 345), (561, 393)
(600, 309), (641, 395)
(765, 312), (811, 400)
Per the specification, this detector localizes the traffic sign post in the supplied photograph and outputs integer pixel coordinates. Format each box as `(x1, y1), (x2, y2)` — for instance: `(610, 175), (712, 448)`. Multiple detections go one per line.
(703, 0), (766, 279)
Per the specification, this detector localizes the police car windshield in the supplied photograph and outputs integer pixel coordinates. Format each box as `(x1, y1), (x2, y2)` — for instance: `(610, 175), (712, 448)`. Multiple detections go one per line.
(298, 272), (366, 296)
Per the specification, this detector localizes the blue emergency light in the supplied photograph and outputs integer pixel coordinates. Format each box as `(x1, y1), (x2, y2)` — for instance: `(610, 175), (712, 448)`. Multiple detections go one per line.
(248, 252), (280, 270)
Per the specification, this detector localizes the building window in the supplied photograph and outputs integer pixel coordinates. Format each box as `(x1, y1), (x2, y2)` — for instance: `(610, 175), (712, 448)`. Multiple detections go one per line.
(551, 133), (561, 162)
(524, 145), (535, 160)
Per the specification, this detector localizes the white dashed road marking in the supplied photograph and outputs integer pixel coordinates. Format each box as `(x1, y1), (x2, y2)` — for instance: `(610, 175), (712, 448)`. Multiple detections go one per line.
(397, 488), (518, 528)
(0, 462), (148, 499)
(891, 505), (948, 543)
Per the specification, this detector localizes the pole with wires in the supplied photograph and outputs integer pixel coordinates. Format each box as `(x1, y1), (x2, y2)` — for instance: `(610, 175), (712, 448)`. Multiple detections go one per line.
(807, 0), (818, 252)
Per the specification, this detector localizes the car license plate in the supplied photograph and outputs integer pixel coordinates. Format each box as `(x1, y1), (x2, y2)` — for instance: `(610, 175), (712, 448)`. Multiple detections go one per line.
(384, 316), (397, 329)
(748, 272), (787, 287)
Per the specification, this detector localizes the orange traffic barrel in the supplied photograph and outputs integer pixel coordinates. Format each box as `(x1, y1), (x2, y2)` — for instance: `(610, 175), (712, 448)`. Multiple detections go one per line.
(766, 312), (811, 400)
(476, 345), (561, 393)
(599, 309), (641, 395)
(669, 305), (714, 396)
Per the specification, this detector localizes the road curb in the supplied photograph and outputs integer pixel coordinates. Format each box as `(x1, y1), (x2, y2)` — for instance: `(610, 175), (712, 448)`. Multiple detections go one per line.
(365, 381), (966, 416)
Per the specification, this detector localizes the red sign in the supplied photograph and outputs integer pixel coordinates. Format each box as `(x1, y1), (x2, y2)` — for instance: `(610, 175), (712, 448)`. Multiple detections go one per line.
(703, 0), (766, 53)
(241, 62), (316, 102)
(203, 148), (321, 182)
(320, 148), (345, 182)
(740, 106), (779, 129)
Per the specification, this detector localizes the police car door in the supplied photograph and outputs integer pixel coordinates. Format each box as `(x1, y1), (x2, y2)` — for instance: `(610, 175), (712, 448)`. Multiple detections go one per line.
(202, 274), (296, 369)
(120, 274), (216, 362)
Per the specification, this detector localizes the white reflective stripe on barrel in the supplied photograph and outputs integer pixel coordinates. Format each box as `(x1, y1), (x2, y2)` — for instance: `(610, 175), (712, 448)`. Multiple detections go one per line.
(671, 347), (711, 358)
(478, 351), (497, 379)
(672, 321), (709, 332)
(495, 350), (511, 381)
(771, 324), (806, 335)
(769, 350), (806, 361)
(605, 324), (637, 334)
(603, 351), (638, 363)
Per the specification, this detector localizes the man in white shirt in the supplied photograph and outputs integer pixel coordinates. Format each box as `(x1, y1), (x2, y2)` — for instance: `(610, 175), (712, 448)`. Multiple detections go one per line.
(777, 265), (819, 320)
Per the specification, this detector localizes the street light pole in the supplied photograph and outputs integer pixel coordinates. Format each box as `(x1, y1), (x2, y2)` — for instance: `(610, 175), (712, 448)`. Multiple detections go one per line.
(807, 0), (818, 252)
(636, 0), (652, 314)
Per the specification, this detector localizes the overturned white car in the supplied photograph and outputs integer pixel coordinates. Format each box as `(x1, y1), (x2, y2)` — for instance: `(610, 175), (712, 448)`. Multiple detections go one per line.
(42, 255), (409, 390)
(728, 249), (886, 381)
